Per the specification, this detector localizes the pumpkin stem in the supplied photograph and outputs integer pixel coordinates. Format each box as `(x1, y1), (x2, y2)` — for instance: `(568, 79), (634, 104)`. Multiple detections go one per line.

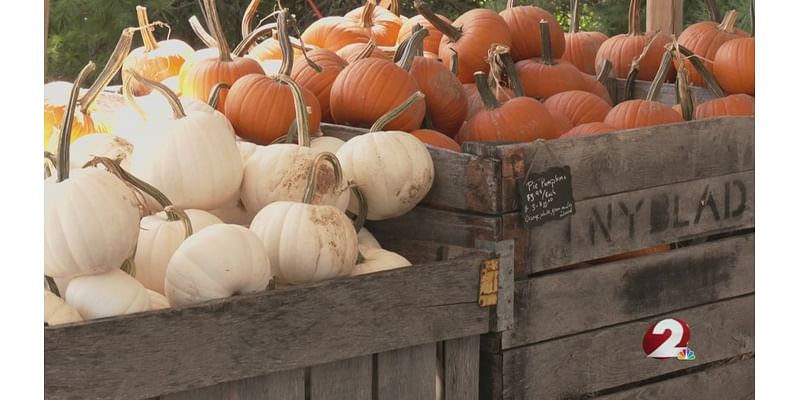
(121, 71), (146, 121)
(704, 0), (721, 23)
(121, 257), (136, 277)
(203, 0), (232, 62)
(45, 275), (61, 298)
(349, 186), (368, 233)
(645, 50), (673, 102)
(291, 26), (323, 73)
(596, 59), (613, 82)
(387, 0), (401, 16)
(569, 0), (580, 34)
(474, 72), (500, 110)
(369, 91), (426, 132)
(44, 151), (57, 179)
(361, 0), (377, 31)
(492, 44), (524, 97)
(677, 45), (727, 98)
(676, 65), (694, 121)
(302, 152), (344, 204)
(627, 0), (642, 36)
(398, 27), (429, 71)
(233, 22), (276, 57)
(84, 156), (176, 212)
(352, 38), (379, 63)
(127, 69), (187, 119)
(625, 33), (662, 100)
(506, 0), (516, 9)
(57, 62), (95, 182)
(241, 0), (261, 39)
(539, 20), (555, 66)
(719, 10), (738, 33)
(277, 9), (295, 76)
(79, 28), (137, 114)
(165, 206), (194, 238)
(414, 0), (461, 42)
(189, 15), (218, 48)
(275, 74), (311, 146)
(136, 6), (160, 52)
(207, 83), (231, 108)
(450, 48), (459, 75)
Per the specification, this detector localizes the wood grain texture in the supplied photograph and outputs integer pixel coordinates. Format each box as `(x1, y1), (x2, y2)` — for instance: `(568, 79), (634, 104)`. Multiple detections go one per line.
(645, 0), (684, 36)
(511, 170), (754, 273)
(161, 369), (305, 400)
(378, 343), (437, 400)
(597, 356), (754, 399)
(375, 238), (489, 265)
(614, 78), (717, 105)
(508, 233), (754, 348)
(366, 206), (503, 249)
(309, 355), (372, 400)
(476, 240), (515, 333)
(502, 295), (755, 400)
(479, 343), (504, 400)
(45, 254), (491, 400)
(321, 123), (503, 214)
(443, 336), (480, 400)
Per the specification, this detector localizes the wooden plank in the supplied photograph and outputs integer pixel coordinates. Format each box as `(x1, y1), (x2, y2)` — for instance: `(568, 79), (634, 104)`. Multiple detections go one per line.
(443, 335), (480, 400)
(366, 206), (503, 249)
(321, 123), (503, 214)
(508, 233), (754, 348)
(45, 254), (492, 400)
(463, 117), (753, 214)
(615, 78), (717, 105)
(646, 0), (684, 36)
(502, 295), (755, 400)
(511, 170), (754, 273)
(376, 238), (489, 265)
(596, 356), (754, 399)
(476, 240), (515, 333)
(378, 343), (437, 400)
(310, 356), (372, 400)
(162, 369), (305, 400)
(479, 342), (504, 400)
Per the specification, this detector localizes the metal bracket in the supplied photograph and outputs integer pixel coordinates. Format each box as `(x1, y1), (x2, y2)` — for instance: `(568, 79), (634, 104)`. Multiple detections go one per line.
(478, 258), (500, 307)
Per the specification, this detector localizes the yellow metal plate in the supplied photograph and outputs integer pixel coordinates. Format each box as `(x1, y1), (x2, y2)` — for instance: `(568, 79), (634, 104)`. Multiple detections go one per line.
(478, 258), (500, 307)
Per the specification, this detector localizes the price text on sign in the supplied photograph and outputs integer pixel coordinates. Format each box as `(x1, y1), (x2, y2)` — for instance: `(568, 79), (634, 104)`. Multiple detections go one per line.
(519, 166), (576, 228)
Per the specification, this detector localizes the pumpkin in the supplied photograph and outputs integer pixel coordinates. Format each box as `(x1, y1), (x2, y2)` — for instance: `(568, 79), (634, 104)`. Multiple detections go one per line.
(594, 0), (672, 82)
(147, 289), (170, 310)
(345, 0), (403, 47)
(582, 72), (613, 105)
(69, 134), (133, 170)
(713, 37), (754, 96)
(165, 224), (272, 307)
(695, 93), (755, 119)
(562, 0), (608, 74)
(411, 129), (461, 152)
(500, 0), (566, 61)
(291, 49), (349, 123)
(459, 72), (556, 142)
(336, 92), (434, 220)
(462, 45), (522, 120)
(396, 14), (453, 55)
(65, 269), (151, 319)
(561, 122), (616, 138)
(676, 10), (748, 86)
(127, 72), (244, 210)
(178, 0), (264, 113)
(358, 227), (382, 252)
(550, 112), (574, 137)
(249, 153), (359, 284)
(44, 64), (141, 279)
(247, 37), (305, 63)
(44, 290), (83, 325)
(543, 90), (612, 126)
(311, 136), (347, 153)
(330, 35), (426, 132)
(352, 248), (412, 276)
(337, 39), (390, 63)
(516, 20), (585, 100)
(123, 6), (194, 96)
(415, 0), (512, 83)
(301, 16), (371, 51)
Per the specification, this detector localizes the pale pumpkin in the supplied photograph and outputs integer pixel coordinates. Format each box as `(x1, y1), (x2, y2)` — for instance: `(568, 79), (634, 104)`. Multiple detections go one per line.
(311, 136), (346, 154)
(165, 224), (272, 307)
(65, 269), (151, 319)
(148, 289), (170, 310)
(69, 134), (134, 170)
(358, 227), (382, 252)
(352, 248), (411, 276)
(44, 290), (83, 325)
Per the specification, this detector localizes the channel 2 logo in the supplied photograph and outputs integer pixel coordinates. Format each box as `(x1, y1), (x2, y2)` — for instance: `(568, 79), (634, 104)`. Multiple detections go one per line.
(642, 318), (696, 361)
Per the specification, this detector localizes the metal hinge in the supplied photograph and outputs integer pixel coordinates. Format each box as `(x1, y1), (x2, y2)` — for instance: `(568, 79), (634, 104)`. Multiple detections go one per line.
(478, 258), (500, 307)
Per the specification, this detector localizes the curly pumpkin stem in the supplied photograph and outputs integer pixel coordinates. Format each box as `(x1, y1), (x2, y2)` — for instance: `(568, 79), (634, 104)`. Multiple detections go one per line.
(45, 275), (61, 298)
(203, 0), (232, 62)
(474, 72), (500, 110)
(79, 28), (137, 114)
(136, 6), (160, 52)
(127, 69), (186, 119)
(303, 152), (344, 204)
(539, 20), (555, 65)
(398, 27), (429, 71)
(189, 15), (218, 48)
(356, 38), (380, 63)
(121, 71), (147, 120)
(276, 9), (295, 76)
(645, 50), (673, 102)
(676, 65), (694, 121)
(57, 62), (95, 182)
(84, 156), (177, 217)
(414, 0), (462, 42)
(361, 0), (377, 31)
(349, 185), (368, 233)
(207, 82), (231, 109)
(369, 91), (426, 132)
(233, 22), (276, 57)
(164, 205), (194, 239)
(450, 48), (459, 75)
(275, 74), (311, 147)
(627, 0), (642, 36)
(719, 10), (738, 32)
(677, 45), (727, 98)
(569, 0), (581, 34)
(241, 0), (261, 38)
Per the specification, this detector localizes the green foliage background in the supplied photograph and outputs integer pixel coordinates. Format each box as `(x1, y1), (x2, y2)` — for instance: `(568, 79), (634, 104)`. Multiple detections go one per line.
(45, 0), (753, 82)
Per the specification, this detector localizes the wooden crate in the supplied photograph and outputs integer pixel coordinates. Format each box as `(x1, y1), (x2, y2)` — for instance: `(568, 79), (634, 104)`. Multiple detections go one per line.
(44, 239), (514, 400)
(325, 113), (754, 399)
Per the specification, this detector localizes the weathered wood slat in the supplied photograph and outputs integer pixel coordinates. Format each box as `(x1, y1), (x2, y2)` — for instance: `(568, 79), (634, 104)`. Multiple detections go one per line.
(366, 206), (503, 249)
(596, 356), (754, 399)
(512, 170), (754, 273)
(375, 238), (488, 265)
(443, 335), (480, 400)
(321, 123), (503, 214)
(476, 240), (515, 333)
(45, 254), (491, 400)
(309, 356), (372, 400)
(615, 78), (717, 105)
(502, 295), (755, 400)
(378, 343), (437, 400)
(161, 369), (305, 400)
(508, 233), (754, 348)
(645, 0), (684, 36)
(479, 340), (504, 400)
(463, 117), (754, 214)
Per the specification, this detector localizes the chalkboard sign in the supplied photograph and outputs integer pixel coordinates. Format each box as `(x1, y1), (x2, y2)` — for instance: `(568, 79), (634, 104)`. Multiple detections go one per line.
(519, 166), (576, 228)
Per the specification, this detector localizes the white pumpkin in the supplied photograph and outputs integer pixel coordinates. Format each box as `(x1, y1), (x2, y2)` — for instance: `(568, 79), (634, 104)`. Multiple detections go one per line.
(45, 290), (83, 325)
(165, 224), (272, 307)
(147, 289), (170, 310)
(310, 136), (345, 154)
(208, 197), (257, 226)
(357, 227), (382, 252)
(335, 92), (434, 220)
(127, 70), (243, 210)
(135, 208), (222, 294)
(65, 269), (151, 319)
(352, 248), (411, 276)
(69, 133), (133, 169)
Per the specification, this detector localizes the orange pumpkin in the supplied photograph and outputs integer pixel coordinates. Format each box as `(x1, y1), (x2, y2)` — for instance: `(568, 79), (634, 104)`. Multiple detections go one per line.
(459, 72), (556, 143)
(676, 10), (748, 86)
(561, 122), (616, 138)
(411, 129), (461, 152)
(337, 40), (390, 63)
(605, 99), (682, 130)
(516, 20), (585, 100)
(291, 48), (348, 122)
(562, 0), (607, 74)
(500, 0), (566, 61)
(301, 16), (371, 51)
(415, 1), (512, 83)
(462, 45), (522, 120)
(582, 73), (613, 105)
(247, 37), (304, 62)
(396, 14), (452, 55)
(694, 93), (755, 119)
(713, 37), (754, 96)
(544, 90), (611, 126)
(345, 0), (402, 47)
(594, 0), (672, 81)
(123, 6), (194, 96)
(550, 112), (574, 137)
